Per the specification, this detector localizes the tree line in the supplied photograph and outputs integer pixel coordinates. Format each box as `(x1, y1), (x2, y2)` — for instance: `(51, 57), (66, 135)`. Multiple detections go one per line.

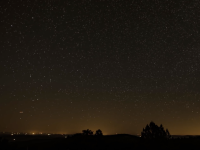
(82, 121), (171, 139)
(82, 129), (103, 136)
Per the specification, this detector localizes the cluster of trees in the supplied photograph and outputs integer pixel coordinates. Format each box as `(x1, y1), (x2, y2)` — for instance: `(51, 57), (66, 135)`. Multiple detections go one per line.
(141, 121), (171, 139)
(82, 129), (103, 136)
(81, 121), (171, 140)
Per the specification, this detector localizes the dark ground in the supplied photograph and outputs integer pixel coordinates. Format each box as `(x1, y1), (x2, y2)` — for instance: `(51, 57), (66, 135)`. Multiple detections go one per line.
(1, 134), (200, 150)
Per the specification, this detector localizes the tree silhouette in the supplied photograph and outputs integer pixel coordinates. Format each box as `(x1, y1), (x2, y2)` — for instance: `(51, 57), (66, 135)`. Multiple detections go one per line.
(141, 121), (171, 139)
(82, 129), (93, 135)
(95, 129), (103, 136)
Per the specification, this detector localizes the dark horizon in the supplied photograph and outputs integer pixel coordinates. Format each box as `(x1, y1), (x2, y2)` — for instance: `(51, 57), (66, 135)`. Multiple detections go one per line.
(1, 131), (200, 137)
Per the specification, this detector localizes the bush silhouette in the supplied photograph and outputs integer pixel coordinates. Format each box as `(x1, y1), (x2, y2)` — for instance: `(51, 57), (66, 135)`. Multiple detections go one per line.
(95, 129), (103, 136)
(82, 129), (93, 135)
(141, 121), (171, 139)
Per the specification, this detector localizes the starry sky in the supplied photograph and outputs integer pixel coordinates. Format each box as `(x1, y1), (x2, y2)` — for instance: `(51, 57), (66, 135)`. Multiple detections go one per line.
(0, 0), (200, 135)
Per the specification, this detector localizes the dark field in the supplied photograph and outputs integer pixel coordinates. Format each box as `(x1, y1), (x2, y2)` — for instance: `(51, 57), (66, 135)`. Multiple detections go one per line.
(1, 134), (200, 150)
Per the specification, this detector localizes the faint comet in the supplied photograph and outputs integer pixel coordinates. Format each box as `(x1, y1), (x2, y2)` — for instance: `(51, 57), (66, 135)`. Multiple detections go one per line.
(19, 111), (23, 114)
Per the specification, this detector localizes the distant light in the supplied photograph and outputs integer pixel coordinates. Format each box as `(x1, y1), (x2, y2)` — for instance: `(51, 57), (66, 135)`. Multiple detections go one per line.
(11, 134), (13, 135)
(13, 139), (15, 141)
(48, 134), (51, 135)
(19, 111), (23, 114)
(32, 133), (35, 135)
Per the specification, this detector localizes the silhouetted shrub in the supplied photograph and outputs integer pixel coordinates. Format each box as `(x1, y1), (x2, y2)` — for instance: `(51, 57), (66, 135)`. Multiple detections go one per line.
(82, 129), (93, 135)
(95, 129), (103, 136)
(141, 121), (171, 140)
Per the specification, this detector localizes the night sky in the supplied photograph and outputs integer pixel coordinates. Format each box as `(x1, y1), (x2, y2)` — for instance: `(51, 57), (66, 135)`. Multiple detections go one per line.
(0, 0), (200, 135)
